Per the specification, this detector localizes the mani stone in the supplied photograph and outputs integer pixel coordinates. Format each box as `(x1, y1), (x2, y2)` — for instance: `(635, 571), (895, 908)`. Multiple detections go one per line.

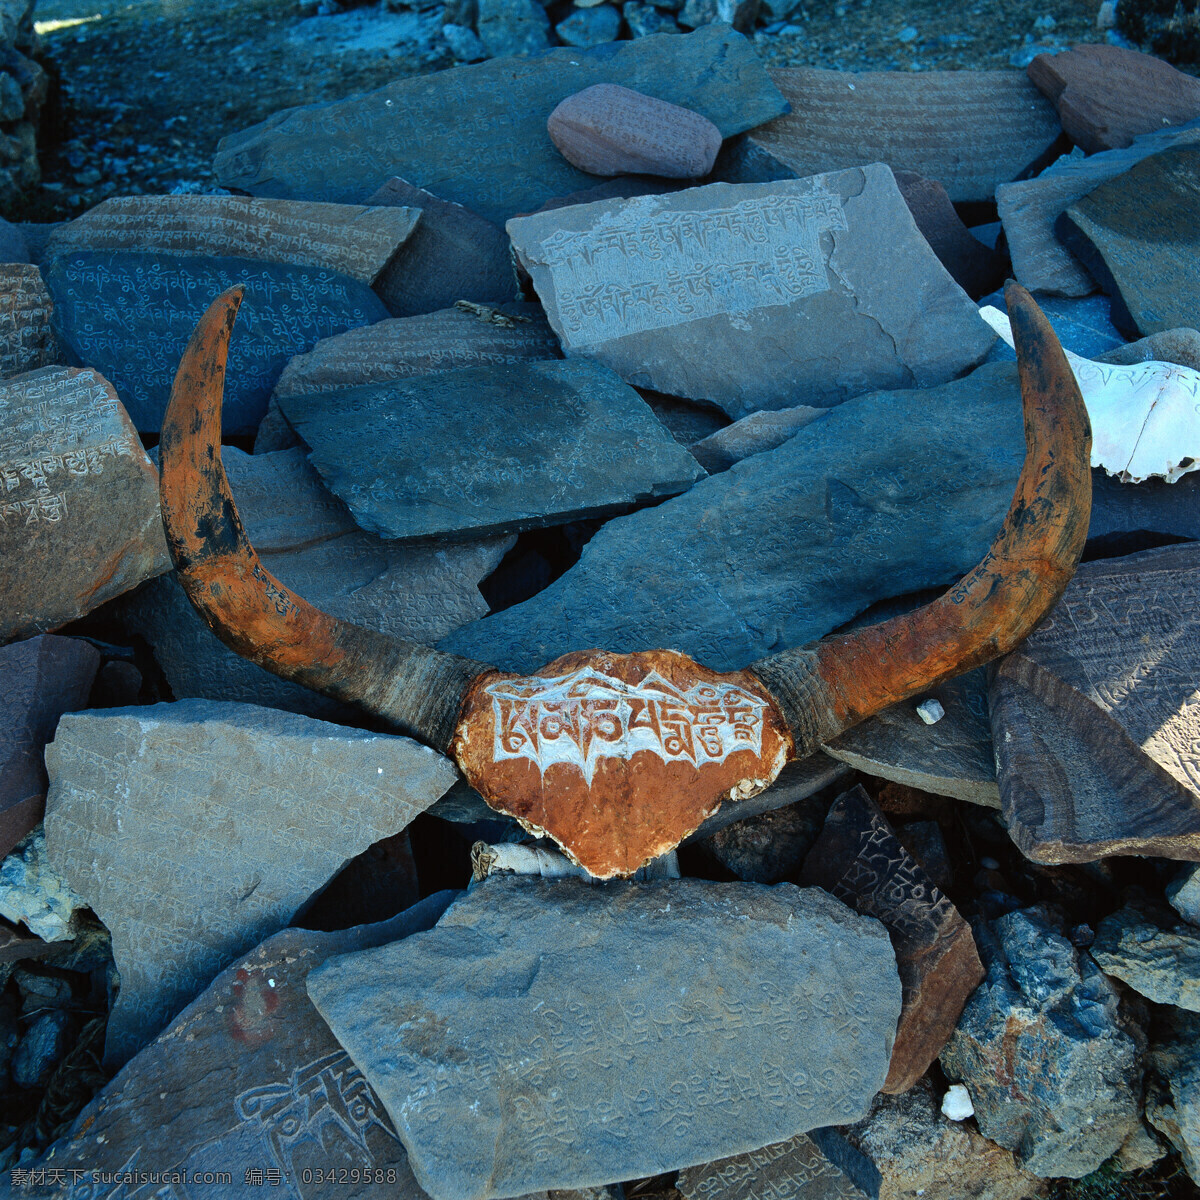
(989, 542), (1200, 864)
(44, 252), (389, 435)
(0, 635), (99, 862)
(41, 195), (421, 286)
(366, 178), (516, 317)
(676, 1133), (872, 1200)
(508, 170), (994, 418)
(278, 359), (705, 541)
(114, 447), (512, 720)
(44, 699), (460, 1068)
(720, 67), (1064, 205)
(31, 893), (459, 1195)
(823, 668), (1000, 807)
(0, 263), (55, 378)
(1055, 145), (1200, 339)
(213, 25), (787, 225)
(1092, 904), (1200, 1011)
(0, 366), (170, 642)
(306, 878), (902, 1200)
(547, 84), (723, 179)
(442, 362), (1026, 674)
(996, 118), (1200, 297)
(1026, 44), (1200, 155)
(799, 786), (984, 1095)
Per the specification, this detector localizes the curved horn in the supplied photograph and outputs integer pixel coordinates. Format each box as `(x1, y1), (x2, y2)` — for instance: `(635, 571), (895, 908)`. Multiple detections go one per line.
(750, 281), (1092, 756)
(158, 287), (495, 752)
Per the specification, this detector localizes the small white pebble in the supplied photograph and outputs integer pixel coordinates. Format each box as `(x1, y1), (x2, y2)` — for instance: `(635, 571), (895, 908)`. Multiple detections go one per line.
(942, 1084), (975, 1121)
(916, 698), (945, 725)
(268, 978), (276, 988)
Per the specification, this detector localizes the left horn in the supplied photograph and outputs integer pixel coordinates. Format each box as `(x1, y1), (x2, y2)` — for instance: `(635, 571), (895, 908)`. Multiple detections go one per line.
(749, 281), (1092, 755)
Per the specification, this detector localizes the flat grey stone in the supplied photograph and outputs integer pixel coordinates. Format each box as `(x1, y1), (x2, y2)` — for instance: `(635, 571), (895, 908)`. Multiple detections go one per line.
(279, 359), (705, 541)
(44, 252), (389, 435)
(442, 362), (1025, 673)
(113, 447), (511, 720)
(0, 365), (170, 641)
(30, 894), (458, 1195)
(980, 290), (1124, 360)
(677, 1133), (872, 1200)
(44, 699), (459, 1068)
(213, 26), (787, 225)
(1088, 467), (1200, 556)
(1095, 325), (1200, 371)
(995, 118), (1200, 298)
(940, 905), (1142, 1179)
(0, 263), (55, 379)
(689, 405), (825, 473)
(508, 171), (994, 418)
(720, 67), (1064, 205)
(307, 878), (902, 1200)
(1092, 904), (1200, 1011)
(42, 195), (421, 286)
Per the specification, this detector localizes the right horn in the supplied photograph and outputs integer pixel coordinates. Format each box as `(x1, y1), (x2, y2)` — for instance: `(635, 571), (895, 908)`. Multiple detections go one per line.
(750, 280), (1092, 756)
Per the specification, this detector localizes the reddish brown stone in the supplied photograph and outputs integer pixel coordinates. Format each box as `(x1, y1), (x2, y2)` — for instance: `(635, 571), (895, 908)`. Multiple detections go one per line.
(547, 84), (723, 179)
(453, 648), (794, 878)
(0, 264), (55, 379)
(1027, 44), (1200, 155)
(800, 785), (984, 1094)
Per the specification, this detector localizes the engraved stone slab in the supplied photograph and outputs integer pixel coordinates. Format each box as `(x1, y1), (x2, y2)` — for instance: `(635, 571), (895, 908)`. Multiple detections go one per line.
(44, 699), (460, 1068)
(508, 171), (994, 418)
(366, 178), (517, 317)
(989, 543), (1200, 864)
(799, 786), (984, 1094)
(0, 263), (55, 378)
(0, 635), (99, 862)
(213, 26), (787, 225)
(442, 362), (1026, 673)
(720, 67), (1064, 204)
(996, 119), (1200, 298)
(44, 252), (389, 434)
(279, 359), (705, 540)
(113, 447), (512, 720)
(42, 195), (421, 286)
(1055, 145), (1200, 339)
(676, 1133), (870, 1200)
(306, 877), (903, 1200)
(0, 366), (170, 641)
(29, 894), (458, 1196)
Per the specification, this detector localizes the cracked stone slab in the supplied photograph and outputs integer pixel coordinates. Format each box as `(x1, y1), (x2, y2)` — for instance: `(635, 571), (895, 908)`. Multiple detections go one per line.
(307, 878), (902, 1200)
(44, 700), (459, 1069)
(213, 26), (787, 225)
(507, 170), (994, 419)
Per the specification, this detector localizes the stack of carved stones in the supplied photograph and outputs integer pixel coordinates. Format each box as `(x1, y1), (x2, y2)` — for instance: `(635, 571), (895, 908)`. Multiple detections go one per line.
(1, 24), (1200, 1200)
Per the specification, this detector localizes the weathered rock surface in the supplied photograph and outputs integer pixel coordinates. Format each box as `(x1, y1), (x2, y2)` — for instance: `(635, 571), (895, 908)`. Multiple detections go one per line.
(307, 878), (903, 1200)
(989, 543), (1200, 864)
(996, 119), (1200, 297)
(800, 786), (984, 1094)
(508, 171), (994, 418)
(45, 252), (389, 435)
(213, 26), (787, 224)
(0, 366), (170, 641)
(676, 1133), (874, 1200)
(42, 195), (421, 285)
(1168, 864), (1200, 925)
(30, 894), (458, 1195)
(443, 362), (1025, 673)
(366, 177), (517, 316)
(0, 828), (85, 944)
(1088, 465), (1200, 554)
(689, 404), (825, 473)
(0, 635), (98, 861)
(0, 262), (54, 378)
(1146, 1007), (1200, 1183)
(44, 700), (460, 1068)
(1092, 903), (1200, 1011)
(547, 84), (722, 178)
(113, 446), (512, 719)
(477, 0), (551, 57)
(279, 359), (704, 540)
(1055, 145), (1200, 338)
(1097, 325), (1200, 370)
(720, 67), (1064, 204)
(1026, 43), (1200, 155)
(940, 905), (1142, 1178)
(699, 793), (829, 884)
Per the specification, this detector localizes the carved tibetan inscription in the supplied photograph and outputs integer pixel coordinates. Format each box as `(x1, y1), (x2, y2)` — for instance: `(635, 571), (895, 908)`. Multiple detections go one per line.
(454, 649), (793, 878)
(0, 264), (55, 378)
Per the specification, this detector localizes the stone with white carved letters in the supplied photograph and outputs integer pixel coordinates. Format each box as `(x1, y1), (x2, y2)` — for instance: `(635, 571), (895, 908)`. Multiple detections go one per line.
(507, 170), (994, 418)
(307, 877), (902, 1200)
(0, 263), (56, 378)
(25, 894), (458, 1197)
(44, 700), (460, 1068)
(677, 1133), (871, 1200)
